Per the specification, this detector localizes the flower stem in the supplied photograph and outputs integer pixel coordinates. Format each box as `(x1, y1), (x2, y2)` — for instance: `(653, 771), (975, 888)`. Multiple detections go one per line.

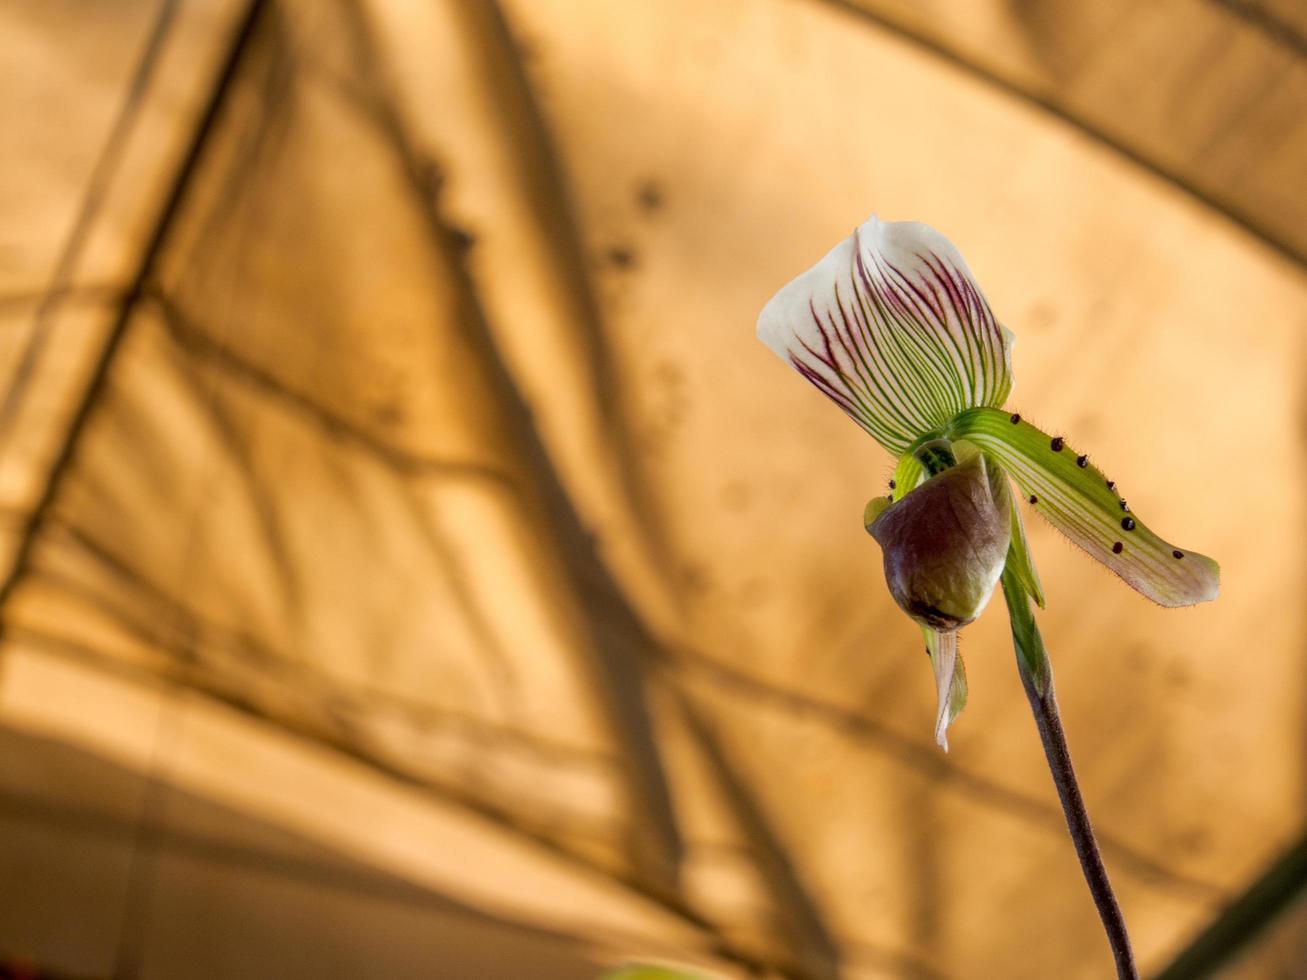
(1000, 566), (1138, 979)
(1020, 662), (1139, 980)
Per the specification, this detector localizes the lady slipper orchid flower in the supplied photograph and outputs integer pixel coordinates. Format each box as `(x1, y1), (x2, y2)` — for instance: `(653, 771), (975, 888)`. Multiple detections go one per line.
(757, 216), (1219, 750)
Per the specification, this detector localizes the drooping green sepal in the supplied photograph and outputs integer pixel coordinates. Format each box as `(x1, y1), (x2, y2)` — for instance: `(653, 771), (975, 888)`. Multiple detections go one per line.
(948, 407), (1218, 608)
(990, 459), (1046, 608)
(1000, 559), (1051, 697)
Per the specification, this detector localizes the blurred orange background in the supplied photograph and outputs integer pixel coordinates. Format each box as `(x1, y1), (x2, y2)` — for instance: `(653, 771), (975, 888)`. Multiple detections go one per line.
(2, 1), (1305, 978)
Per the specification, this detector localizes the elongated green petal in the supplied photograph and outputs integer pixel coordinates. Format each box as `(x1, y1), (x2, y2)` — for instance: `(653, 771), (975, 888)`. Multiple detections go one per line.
(757, 217), (1013, 454)
(948, 407), (1219, 607)
(1004, 494), (1046, 609)
(989, 460), (1046, 608)
(925, 628), (967, 751)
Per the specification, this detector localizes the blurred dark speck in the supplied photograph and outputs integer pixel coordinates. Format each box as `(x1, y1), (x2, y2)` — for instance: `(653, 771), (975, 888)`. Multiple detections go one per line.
(418, 157), (446, 198)
(449, 225), (476, 253)
(1026, 300), (1056, 333)
(636, 180), (664, 213)
(1165, 662), (1193, 690)
(605, 245), (637, 270)
(680, 561), (711, 593)
(653, 361), (683, 387)
(1175, 826), (1211, 856)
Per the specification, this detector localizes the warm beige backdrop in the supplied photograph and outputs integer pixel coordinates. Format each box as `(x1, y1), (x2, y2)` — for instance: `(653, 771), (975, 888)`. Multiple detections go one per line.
(2, 1), (1305, 978)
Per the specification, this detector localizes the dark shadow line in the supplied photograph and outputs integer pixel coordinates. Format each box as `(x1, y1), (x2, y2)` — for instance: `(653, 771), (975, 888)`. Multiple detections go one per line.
(6, 627), (776, 979)
(168, 342), (307, 644)
(0, 284), (124, 316)
(145, 291), (519, 493)
(0, 784), (611, 953)
(335, 0), (685, 901)
(669, 646), (1226, 901)
(1209, 0), (1307, 58)
(21, 621), (624, 853)
(1151, 828), (1307, 980)
(110, 668), (183, 980)
(1193, 53), (1296, 161)
(467, 0), (685, 602)
(34, 504), (1224, 908)
(818, 0), (1307, 269)
(29, 522), (609, 770)
(674, 692), (843, 980)
(149, 295), (523, 712)
(12, 623), (618, 846)
(0, 0), (181, 453)
(0, 0), (269, 616)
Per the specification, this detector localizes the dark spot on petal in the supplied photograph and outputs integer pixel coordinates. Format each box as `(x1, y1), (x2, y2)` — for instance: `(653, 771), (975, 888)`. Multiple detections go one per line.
(1076, 454), (1088, 468)
(1120, 500), (1130, 512)
(1173, 550), (1184, 559)
(1122, 517), (1136, 531)
(1010, 413), (1021, 424)
(1112, 541), (1123, 554)
(1106, 479), (1116, 491)
(1028, 494), (1038, 504)
(887, 492), (894, 501)
(889, 479), (897, 489)
(1050, 436), (1064, 451)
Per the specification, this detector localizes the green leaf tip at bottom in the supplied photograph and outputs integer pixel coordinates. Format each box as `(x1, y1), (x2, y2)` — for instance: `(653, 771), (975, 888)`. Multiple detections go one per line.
(599, 967), (710, 980)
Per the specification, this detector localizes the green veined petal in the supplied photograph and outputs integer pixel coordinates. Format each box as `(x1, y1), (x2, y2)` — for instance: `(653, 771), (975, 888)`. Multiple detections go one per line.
(948, 407), (1219, 608)
(757, 217), (1014, 455)
(924, 627), (967, 751)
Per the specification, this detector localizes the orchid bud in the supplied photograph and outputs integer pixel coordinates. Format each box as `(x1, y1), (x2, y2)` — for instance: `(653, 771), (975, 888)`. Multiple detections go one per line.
(866, 453), (1010, 631)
